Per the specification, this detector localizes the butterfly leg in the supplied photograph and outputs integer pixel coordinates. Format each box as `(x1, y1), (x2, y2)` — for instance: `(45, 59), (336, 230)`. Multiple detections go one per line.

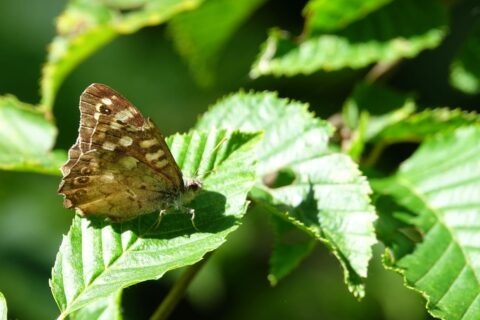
(187, 207), (199, 231)
(150, 209), (167, 230)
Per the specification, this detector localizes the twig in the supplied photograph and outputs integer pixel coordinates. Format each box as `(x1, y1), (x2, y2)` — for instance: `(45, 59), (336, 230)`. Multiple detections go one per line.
(364, 59), (402, 84)
(149, 252), (213, 320)
(362, 140), (387, 168)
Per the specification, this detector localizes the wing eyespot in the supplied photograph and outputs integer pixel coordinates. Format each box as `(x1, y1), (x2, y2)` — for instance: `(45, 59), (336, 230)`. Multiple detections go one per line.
(100, 105), (112, 115)
(80, 167), (93, 175)
(75, 176), (90, 185)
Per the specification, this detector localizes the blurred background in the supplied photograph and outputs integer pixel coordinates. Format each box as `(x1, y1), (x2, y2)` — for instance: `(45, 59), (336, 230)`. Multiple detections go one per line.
(0, 0), (479, 319)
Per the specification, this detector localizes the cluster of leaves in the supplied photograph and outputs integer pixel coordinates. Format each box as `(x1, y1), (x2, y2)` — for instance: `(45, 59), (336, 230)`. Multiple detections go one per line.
(0, 0), (479, 319)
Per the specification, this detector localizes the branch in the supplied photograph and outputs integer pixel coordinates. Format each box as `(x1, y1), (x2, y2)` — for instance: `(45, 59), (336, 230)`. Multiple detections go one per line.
(149, 252), (213, 320)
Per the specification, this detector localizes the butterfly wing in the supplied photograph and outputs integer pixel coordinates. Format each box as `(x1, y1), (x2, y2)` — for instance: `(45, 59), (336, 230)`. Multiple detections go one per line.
(59, 83), (184, 220)
(77, 83), (183, 186)
(59, 149), (179, 221)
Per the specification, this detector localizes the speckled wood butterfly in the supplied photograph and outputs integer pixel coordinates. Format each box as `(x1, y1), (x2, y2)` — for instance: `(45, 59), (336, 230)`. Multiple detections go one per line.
(58, 83), (201, 225)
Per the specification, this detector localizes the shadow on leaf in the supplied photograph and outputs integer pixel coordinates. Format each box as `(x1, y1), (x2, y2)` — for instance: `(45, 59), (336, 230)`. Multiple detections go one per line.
(374, 194), (423, 262)
(84, 189), (230, 239)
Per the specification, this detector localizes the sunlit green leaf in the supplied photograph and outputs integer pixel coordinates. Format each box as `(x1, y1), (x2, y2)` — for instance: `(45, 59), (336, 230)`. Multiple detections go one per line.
(373, 126), (480, 320)
(251, 0), (447, 77)
(342, 84), (479, 164)
(41, 0), (204, 109)
(101, 0), (150, 8)
(71, 290), (123, 320)
(50, 130), (261, 318)
(343, 82), (416, 141)
(0, 292), (6, 320)
(196, 92), (376, 298)
(304, 0), (391, 33)
(0, 95), (66, 175)
(450, 22), (480, 94)
(169, 0), (266, 86)
(372, 108), (480, 143)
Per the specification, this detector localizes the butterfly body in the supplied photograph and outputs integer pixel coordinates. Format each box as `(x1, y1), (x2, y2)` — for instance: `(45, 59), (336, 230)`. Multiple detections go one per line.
(58, 83), (201, 222)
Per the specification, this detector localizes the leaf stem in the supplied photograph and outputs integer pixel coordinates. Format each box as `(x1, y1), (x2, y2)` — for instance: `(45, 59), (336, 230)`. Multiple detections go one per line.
(149, 252), (212, 320)
(364, 59), (402, 83)
(363, 140), (388, 167)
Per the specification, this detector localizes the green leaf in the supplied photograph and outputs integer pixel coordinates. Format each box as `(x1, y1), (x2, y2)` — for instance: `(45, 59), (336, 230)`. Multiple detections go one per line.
(41, 0), (204, 109)
(0, 95), (66, 175)
(450, 22), (480, 94)
(343, 82), (416, 141)
(342, 83), (479, 164)
(304, 0), (391, 33)
(268, 214), (316, 286)
(0, 292), (6, 320)
(71, 291), (123, 320)
(50, 130), (261, 318)
(169, 0), (266, 86)
(101, 0), (150, 8)
(251, 0), (447, 77)
(373, 126), (480, 320)
(372, 108), (480, 143)
(196, 92), (377, 298)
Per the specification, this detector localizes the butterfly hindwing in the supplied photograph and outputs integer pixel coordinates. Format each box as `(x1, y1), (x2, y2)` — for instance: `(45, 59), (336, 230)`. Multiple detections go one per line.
(59, 149), (179, 221)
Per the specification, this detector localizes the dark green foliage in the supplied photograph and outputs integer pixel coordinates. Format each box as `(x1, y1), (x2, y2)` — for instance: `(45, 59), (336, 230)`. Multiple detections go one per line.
(0, 1), (479, 319)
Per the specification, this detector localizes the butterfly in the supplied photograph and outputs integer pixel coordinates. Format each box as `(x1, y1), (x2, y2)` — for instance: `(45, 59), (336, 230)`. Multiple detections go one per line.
(58, 83), (201, 226)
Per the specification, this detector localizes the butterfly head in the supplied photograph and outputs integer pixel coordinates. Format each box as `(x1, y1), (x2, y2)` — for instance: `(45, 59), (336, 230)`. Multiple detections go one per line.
(178, 178), (201, 203)
(184, 178), (202, 192)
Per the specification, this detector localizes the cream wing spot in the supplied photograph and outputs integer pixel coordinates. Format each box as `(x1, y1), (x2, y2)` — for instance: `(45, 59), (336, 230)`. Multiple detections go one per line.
(154, 159), (169, 169)
(101, 97), (112, 105)
(95, 103), (103, 112)
(146, 149), (165, 161)
(94, 112), (101, 120)
(115, 109), (134, 122)
(102, 141), (116, 151)
(110, 122), (122, 130)
(140, 139), (158, 148)
(119, 136), (133, 147)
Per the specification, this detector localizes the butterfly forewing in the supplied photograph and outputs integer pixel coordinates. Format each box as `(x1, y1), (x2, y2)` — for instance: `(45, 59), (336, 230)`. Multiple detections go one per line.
(59, 83), (186, 221)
